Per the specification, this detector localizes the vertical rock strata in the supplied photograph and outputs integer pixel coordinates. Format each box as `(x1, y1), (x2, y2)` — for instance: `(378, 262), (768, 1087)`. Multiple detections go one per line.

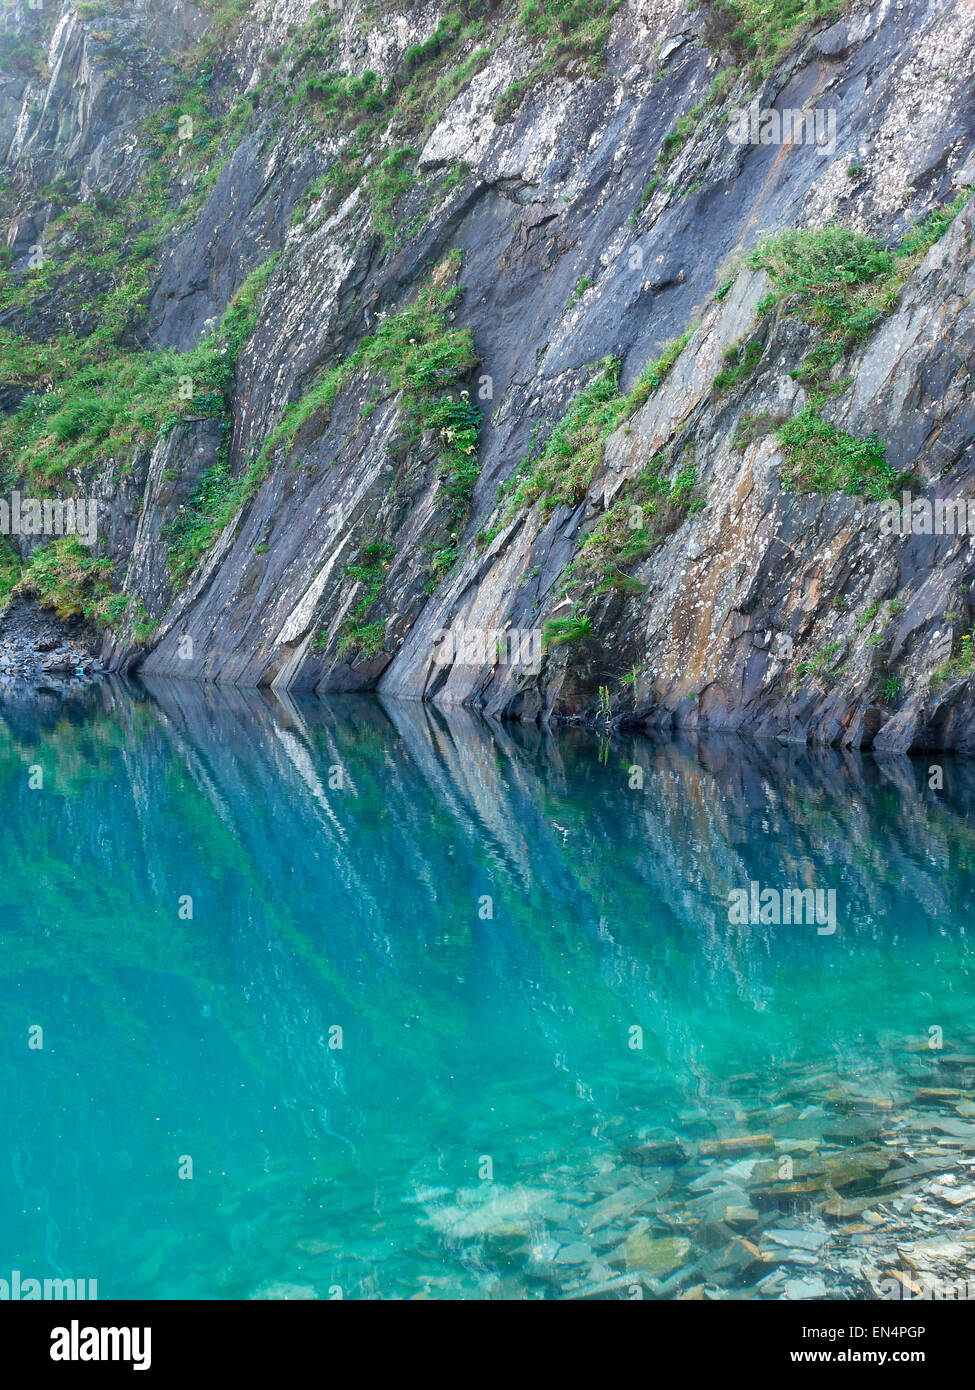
(1, 0), (974, 749)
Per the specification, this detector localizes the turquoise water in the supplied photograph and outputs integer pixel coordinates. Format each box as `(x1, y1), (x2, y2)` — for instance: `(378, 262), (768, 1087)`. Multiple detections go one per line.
(2, 680), (975, 1299)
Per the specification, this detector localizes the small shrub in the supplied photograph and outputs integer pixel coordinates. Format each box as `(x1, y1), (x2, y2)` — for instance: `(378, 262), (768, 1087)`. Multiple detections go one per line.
(542, 613), (592, 648)
(713, 337), (763, 394)
(776, 407), (901, 500)
(567, 275), (596, 308)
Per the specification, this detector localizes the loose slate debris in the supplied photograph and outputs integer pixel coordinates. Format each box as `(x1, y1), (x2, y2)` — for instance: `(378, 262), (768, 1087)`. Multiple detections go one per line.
(419, 1037), (975, 1298)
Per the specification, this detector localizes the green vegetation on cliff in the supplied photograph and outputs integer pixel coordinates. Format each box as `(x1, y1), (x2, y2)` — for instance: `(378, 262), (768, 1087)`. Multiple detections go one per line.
(565, 453), (703, 601)
(749, 196), (969, 388)
(700, 0), (850, 78)
(334, 541), (397, 657)
(13, 537), (127, 626)
(0, 253), (277, 495)
(168, 257), (480, 600)
(480, 323), (696, 543)
(775, 407), (901, 500)
(495, 0), (622, 122)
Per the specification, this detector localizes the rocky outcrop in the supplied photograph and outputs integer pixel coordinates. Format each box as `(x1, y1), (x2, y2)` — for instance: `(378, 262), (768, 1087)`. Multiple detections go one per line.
(0, 596), (104, 688)
(2, 0), (975, 750)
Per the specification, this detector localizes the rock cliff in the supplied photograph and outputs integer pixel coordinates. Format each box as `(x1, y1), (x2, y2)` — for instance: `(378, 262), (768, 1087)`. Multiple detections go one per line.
(2, 0), (975, 749)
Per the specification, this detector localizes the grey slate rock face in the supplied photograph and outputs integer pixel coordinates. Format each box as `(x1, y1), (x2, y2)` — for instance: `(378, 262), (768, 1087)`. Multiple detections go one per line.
(3, 0), (975, 750)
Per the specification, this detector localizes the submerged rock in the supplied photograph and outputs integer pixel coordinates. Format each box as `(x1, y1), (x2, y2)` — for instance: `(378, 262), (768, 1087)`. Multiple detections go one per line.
(623, 1235), (691, 1277)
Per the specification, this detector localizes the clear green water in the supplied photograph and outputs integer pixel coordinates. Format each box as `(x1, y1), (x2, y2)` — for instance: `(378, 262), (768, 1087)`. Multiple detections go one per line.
(2, 681), (975, 1298)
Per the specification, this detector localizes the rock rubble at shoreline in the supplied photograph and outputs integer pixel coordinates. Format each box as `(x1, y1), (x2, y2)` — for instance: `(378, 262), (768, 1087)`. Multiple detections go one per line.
(0, 599), (104, 692)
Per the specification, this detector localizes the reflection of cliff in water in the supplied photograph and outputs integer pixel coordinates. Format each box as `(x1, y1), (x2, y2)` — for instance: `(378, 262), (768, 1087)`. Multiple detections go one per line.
(2, 681), (973, 1088)
(3, 682), (975, 1295)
